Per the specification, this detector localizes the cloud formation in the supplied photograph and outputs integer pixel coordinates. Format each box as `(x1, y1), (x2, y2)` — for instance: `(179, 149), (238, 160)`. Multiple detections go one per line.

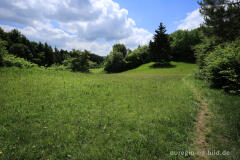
(0, 0), (153, 55)
(177, 9), (204, 30)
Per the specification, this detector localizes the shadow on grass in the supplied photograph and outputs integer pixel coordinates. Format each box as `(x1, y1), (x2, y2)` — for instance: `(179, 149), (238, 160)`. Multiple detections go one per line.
(150, 62), (176, 68)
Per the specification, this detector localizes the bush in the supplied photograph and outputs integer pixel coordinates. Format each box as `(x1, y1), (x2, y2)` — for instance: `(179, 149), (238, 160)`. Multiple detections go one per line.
(71, 57), (89, 72)
(70, 50), (90, 72)
(2, 54), (37, 68)
(1, 39), (37, 68)
(194, 36), (221, 69)
(0, 39), (8, 66)
(125, 45), (150, 69)
(202, 39), (240, 94)
(104, 51), (126, 73)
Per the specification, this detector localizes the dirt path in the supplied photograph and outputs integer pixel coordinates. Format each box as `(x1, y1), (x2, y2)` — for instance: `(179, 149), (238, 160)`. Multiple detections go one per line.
(183, 78), (211, 160)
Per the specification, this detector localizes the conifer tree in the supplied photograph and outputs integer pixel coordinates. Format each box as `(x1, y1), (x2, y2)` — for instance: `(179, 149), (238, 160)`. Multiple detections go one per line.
(199, 0), (240, 41)
(149, 22), (171, 63)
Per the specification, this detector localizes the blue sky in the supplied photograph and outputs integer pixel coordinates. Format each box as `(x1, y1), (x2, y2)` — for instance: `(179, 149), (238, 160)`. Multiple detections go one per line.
(114, 0), (200, 33)
(0, 0), (203, 56)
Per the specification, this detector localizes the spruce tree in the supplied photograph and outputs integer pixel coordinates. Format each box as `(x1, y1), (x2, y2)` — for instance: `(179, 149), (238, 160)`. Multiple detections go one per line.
(199, 0), (240, 41)
(149, 22), (171, 63)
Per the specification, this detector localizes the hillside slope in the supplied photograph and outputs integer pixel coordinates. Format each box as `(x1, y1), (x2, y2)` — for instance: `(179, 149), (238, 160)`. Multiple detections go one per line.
(122, 62), (197, 75)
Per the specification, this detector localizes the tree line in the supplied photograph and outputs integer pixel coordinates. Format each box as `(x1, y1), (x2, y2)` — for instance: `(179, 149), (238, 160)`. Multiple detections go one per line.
(0, 28), (104, 71)
(0, 25), (203, 72)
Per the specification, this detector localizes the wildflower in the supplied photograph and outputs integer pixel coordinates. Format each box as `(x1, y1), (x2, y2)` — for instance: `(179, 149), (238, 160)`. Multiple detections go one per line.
(0, 152), (3, 155)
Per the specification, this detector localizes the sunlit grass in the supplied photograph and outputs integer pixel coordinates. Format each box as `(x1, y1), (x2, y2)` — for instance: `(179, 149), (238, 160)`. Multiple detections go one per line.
(187, 77), (240, 160)
(0, 63), (199, 159)
(123, 62), (197, 75)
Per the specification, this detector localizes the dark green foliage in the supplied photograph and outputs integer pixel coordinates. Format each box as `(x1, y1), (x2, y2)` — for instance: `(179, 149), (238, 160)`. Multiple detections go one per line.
(194, 36), (221, 69)
(113, 43), (128, 57)
(170, 28), (203, 62)
(70, 50), (90, 72)
(125, 52), (140, 69)
(0, 39), (8, 66)
(200, 39), (240, 94)
(104, 51), (126, 73)
(32, 51), (46, 66)
(149, 22), (171, 63)
(199, 0), (240, 41)
(9, 43), (33, 60)
(196, 1), (240, 94)
(59, 49), (71, 64)
(0, 28), (8, 43)
(125, 45), (150, 69)
(104, 44), (129, 73)
(8, 29), (22, 45)
(43, 43), (54, 66)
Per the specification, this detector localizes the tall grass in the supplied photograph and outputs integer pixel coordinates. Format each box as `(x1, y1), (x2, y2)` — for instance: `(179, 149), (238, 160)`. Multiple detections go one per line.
(187, 77), (240, 160)
(0, 63), (198, 159)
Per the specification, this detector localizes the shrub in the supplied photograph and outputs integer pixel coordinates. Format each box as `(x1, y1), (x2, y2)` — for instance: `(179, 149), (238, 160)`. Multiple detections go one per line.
(194, 36), (221, 69)
(0, 39), (8, 66)
(125, 45), (150, 69)
(104, 51), (126, 73)
(203, 39), (240, 94)
(71, 57), (89, 72)
(71, 50), (90, 72)
(2, 54), (37, 68)
(62, 50), (90, 72)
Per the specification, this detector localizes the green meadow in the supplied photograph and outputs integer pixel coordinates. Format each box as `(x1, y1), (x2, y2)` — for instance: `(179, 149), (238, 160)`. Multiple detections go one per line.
(0, 62), (239, 160)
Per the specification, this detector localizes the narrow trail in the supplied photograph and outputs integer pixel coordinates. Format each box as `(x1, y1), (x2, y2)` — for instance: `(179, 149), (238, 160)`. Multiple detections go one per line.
(183, 77), (211, 160)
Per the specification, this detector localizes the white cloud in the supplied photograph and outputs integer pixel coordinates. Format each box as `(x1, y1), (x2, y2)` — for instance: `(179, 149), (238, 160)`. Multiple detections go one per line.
(65, 39), (112, 56)
(0, 24), (15, 32)
(119, 28), (153, 50)
(177, 9), (204, 30)
(0, 0), (152, 56)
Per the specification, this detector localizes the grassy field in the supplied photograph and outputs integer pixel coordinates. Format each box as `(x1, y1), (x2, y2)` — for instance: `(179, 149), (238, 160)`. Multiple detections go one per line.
(0, 62), (239, 160)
